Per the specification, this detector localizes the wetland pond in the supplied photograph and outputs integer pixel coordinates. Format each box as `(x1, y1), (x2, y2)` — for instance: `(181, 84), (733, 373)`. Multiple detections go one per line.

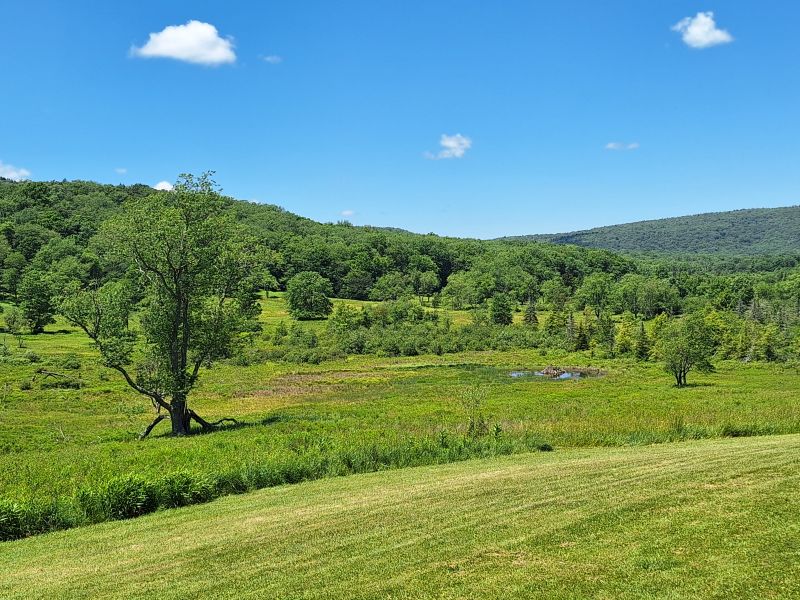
(508, 366), (603, 380)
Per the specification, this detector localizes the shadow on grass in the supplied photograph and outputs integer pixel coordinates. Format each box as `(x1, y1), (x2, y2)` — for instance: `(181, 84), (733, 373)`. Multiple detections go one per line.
(141, 418), (257, 440)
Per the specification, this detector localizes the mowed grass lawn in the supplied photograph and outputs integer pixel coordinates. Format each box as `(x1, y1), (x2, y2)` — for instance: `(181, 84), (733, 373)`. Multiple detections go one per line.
(1, 435), (798, 599)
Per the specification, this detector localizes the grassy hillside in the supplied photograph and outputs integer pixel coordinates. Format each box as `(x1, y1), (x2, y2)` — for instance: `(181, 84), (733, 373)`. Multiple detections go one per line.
(2, 435), (798, 599)
(505, 206), (800, 255)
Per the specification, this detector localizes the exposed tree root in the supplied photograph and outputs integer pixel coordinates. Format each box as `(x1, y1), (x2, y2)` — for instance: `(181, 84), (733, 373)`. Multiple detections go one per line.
(139, 414), (168, 440)
(188, 409), (239, 431)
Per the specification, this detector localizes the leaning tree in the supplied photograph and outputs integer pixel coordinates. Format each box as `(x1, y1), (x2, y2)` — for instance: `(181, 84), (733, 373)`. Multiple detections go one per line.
(61, 173), (265, 437)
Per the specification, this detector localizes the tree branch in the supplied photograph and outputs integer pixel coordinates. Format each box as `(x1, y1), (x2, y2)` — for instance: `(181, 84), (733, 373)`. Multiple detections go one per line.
(108, 363), (170, 412)
(132, 247), (176, 298)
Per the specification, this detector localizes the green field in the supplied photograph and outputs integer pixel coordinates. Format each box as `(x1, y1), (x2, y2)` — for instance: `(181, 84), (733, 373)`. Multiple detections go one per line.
(1, 295), (799, 507)
(2, 435), (798, 599)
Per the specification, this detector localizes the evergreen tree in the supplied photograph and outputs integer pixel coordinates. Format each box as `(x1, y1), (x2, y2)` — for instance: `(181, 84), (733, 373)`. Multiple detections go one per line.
(634, 321), (651, 360)
(574, 319), (590, 351)
(523, 300), (538, 327)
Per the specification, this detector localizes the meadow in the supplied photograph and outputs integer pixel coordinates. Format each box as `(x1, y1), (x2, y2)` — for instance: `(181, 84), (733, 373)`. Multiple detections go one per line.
(2, 434), (798, 598)
(1, 294), (799, 540)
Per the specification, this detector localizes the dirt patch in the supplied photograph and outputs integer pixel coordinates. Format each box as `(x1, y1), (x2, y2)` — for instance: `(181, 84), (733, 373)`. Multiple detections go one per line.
(233, 371), (392, 400)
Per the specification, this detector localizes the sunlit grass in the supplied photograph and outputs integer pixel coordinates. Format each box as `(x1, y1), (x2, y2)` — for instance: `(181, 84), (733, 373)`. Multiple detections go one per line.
(1, 295), (798, 518)
(2, 435), (798, 599)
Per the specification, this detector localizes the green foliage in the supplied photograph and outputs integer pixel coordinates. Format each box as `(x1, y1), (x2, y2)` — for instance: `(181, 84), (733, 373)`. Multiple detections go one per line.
(615, 312), (638, 355)
(286, 271), (334, 319)
(489, 292), (513, 325)
(634, 321), (651, 361)
(654, 314), (716, 386)
(77, 474), (158, 521)
(592, 312), (615, 355)
(17, 270), (56, 333)
(522, 300), (538, 327)
(368, 271), (413, 301)
(3, 306), (27, 346)
(541, 278), (570, 311)
(576, 272), (614, 317)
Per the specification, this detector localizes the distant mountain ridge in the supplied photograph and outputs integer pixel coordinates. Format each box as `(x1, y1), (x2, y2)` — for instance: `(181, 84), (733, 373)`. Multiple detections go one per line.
(501, 206), (800, 255)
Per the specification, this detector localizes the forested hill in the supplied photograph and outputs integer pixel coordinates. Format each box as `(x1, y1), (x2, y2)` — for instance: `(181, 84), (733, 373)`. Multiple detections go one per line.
(502, 206), (800, 255)
(0, 177), (637, 304)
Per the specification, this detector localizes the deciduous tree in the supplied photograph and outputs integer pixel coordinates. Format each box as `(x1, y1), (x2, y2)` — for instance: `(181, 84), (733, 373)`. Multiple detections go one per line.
(286, 271), (334, 319)
(61, 173), (264, 437)
(654, 315), (715, 387)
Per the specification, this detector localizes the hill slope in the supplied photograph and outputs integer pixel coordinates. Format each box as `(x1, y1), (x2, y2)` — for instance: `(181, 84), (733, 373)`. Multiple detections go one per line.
(2, 435), (798, 599)
(504, 206), (800, 255)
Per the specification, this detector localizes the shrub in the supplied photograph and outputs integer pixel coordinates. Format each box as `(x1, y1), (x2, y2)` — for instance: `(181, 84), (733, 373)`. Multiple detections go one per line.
(78, 474), (158, 521)
(157, 472), (217, 508)
(58, 354), (82, 370)
(41, 378), (83, 390)
(24, 350), (41, 363)
(0, 499), (26, 541)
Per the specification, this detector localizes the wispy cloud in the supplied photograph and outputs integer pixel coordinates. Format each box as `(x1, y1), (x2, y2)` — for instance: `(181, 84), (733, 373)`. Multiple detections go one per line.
(261, 55), (283, 64)
(340, 209), (355, 217)
(154, 181), (174, 191)
(114, 167), (127, 175)
(0, 160), (31, 181)
(131, 20), (236, 66)
(672, 12), (733, 49)
(425, 133), (472, 160)
(605, 142), (640, 151)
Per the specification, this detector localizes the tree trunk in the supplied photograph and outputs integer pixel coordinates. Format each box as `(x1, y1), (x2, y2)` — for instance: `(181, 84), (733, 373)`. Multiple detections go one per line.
(169, 396), (191, 436)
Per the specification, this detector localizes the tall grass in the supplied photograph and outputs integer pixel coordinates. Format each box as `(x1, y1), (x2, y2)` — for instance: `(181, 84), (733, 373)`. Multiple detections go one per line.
(0, 430), (551, 541)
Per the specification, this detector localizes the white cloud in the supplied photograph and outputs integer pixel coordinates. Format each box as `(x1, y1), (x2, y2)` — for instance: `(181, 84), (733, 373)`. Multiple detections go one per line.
(0, 160), (31, 181)
(605, 142), (640, 151)
(114, 167), (127, 175)
(154, 181), (174, 191)
(672, 12), (733, 49)
(425, 133), (472, 160)
(340, 209), (354, 217)
(131, 20), (236, 66)
(262, 55), (283, 64)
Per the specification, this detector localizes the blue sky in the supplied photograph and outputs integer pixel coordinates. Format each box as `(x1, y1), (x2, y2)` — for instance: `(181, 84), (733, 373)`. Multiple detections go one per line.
(2, 1), (799, 238)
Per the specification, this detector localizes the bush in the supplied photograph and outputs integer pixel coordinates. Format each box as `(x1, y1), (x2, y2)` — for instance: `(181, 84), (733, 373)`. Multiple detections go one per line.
(157, 472), (217, 508)
(78, 474), (158, 521)
(41, 378), (83, 390)
(58, 353), (82, 370)
(0, 499), (26, 541)
(23, 350), (41, 363)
